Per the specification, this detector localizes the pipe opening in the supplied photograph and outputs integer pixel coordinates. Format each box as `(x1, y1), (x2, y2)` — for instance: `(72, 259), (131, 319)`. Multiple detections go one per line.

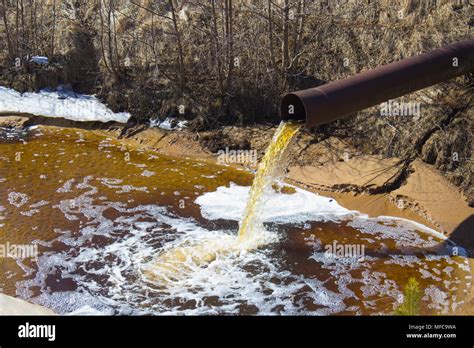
(280, 93), (306, 123)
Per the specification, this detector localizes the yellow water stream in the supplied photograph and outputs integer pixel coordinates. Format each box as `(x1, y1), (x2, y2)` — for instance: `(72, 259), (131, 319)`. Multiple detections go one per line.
(237, 121), (301, 242)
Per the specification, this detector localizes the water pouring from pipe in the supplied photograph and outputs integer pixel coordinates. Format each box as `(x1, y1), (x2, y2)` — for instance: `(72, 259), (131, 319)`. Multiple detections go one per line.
(144, 121), (301, 283)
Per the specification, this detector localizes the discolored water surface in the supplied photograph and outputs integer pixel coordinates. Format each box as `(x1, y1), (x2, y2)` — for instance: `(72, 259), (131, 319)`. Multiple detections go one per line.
(0, 126), (471, 315)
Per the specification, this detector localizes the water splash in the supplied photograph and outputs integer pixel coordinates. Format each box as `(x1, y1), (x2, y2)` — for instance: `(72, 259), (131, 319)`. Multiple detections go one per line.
(145, 121), (301, 282)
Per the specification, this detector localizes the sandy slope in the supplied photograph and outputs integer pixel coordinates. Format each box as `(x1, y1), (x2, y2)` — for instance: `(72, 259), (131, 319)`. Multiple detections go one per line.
(0, 294), (55, 315)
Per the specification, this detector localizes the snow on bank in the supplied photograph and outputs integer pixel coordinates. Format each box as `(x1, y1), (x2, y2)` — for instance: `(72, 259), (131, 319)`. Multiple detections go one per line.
(30, 56), (49, 65)
(195, 183), (453, 247)
(195, 182), (358, 223)
(150, 117), (187, 130)
(0, 86), (130, 123)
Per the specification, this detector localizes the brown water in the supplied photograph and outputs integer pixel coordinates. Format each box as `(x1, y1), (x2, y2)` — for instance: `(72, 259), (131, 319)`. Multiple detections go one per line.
(0, 126), (471, 315)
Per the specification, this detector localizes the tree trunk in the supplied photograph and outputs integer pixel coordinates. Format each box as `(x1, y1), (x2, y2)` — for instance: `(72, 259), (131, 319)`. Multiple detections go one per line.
(224, 0), (233, 93)
(168, 0), (185, 94)
(98, 0), (113, 74)
(1, 0), (15, 59)
(211, 0), (224, 91)
(15, 0), (19, 57)
(267, 0), (276, 70)
(282, 0), (289, 71)
(106, 0), (119, 79)
(51, 0), (55, 57)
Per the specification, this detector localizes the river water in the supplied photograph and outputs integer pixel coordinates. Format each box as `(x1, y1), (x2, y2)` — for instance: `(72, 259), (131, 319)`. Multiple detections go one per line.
(0, 126), (471, 315)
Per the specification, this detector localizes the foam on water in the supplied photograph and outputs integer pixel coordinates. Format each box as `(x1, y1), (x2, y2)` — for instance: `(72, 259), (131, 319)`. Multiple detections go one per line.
(16, 197), (288, 314)
(12, 176), (470, 315)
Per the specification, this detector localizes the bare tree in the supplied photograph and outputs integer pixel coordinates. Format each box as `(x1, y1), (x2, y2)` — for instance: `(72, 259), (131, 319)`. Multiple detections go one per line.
(224, 0), (233, 93)
(1, 0), (15, 59)
(98, 0), (112, 74)
(282, 0), (289, 71)
(211, 0), (224, 90)
(267, 0), (276, 70)
(51, 0), (55, 56)
(168, 0), (185, 94)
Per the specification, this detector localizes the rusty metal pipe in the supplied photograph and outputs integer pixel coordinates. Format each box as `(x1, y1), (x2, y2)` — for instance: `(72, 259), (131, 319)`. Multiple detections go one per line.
(281, 38), (474, 128)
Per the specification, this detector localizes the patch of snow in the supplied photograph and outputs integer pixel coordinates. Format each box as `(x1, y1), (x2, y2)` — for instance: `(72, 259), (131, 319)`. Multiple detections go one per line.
(30, 56), (49, 65)
(195, 182), (356, 223)
(150, 117), (187, 130)
(0, 86), (130, 123)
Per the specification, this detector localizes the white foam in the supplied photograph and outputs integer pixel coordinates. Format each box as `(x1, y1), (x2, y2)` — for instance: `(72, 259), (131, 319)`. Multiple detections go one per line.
(0, 86), (130, 123)
(375, 215), (447, 240)
(195, 182), (356, 223)
(15, 190), (471, 316)
(7, 191), (29, 207)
